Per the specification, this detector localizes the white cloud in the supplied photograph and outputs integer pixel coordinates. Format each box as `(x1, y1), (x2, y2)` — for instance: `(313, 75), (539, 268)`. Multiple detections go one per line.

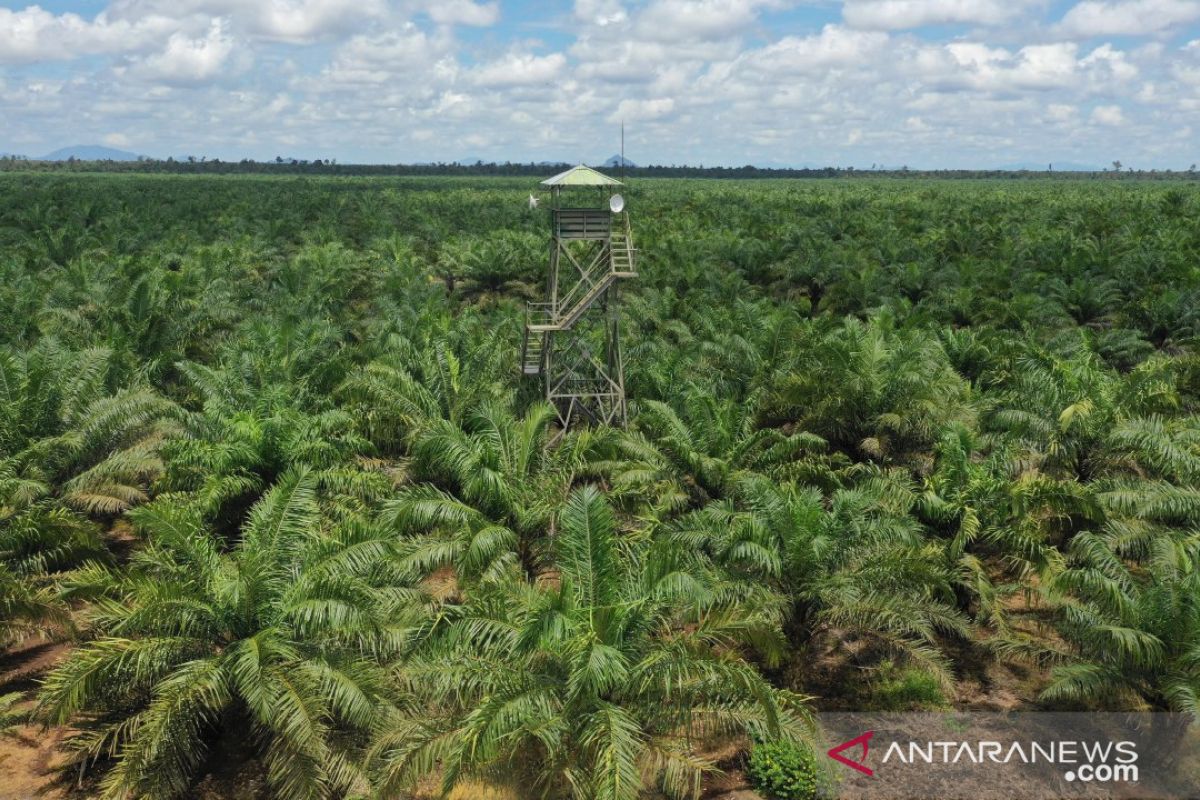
(743, 25), (890, 74)
(106, 0), (389, 43)
(608, 96), (675, 122)
(473, 52), (566, 87)
(0, 6), (178, 63)
(914, 41), (1139, 94)
(103, 132), (132, 147)
(1045, 103), (1076, 121)
(1091, 104), (1127, 124)
(1058, 0), (1200, 38)
(249, 0), (388, 41)
(426, 0), (500, 27)
(319, 26), (452, 86)
(572, 33), (741, 85)
(3, 0), (1199, 168)
(636, 0), (782, 41)
(932, 42), (1082, 92)
(130, 20), (237, 83)
(575, 0), (628, 26)
(1080, 43), (1139, 82)
(573, 40), (658, 83)
(843, 0), (1032, 30)
(1170, 39), (1200, 83)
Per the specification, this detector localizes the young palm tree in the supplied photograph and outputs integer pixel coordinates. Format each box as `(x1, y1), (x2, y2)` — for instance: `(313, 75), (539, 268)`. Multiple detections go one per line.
(38, 470), (407, 800)
(0, 562), (71, 646)
(1017, 349), (1200, 709)
(596, 394), (826, 515)
(761, 317), (974, 469)
(1, 342), (182, 516)
(668, 473), (970, 680)
(0, 500), (104, 647)
(0, 691), (26, 737)
(370, 486), (810, 800)
(337, 327), (512, 453)
(382, 401), (582, 582)
(1042, 526), (1200, 716)
(988, 346), (1181, 482)
(2, 343), (177, 649)
(624, 299), (796, 404)
(160, 351), (389, 535)
(459, 231), (542, 306)
(916, 423), (1065, 618)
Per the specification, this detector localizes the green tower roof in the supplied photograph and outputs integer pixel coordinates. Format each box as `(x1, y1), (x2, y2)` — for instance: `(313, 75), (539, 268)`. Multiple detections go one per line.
(540, 164), (623, 187)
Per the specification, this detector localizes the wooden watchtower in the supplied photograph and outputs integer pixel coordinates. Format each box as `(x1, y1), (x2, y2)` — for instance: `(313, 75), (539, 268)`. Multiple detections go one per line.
(521, 165), (637, 430)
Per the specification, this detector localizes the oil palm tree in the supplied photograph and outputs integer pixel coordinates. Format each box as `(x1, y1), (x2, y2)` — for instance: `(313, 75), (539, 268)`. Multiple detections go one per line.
(1042, 527), (1200, 716)
(370, 486), (810, 800)
(668, 473), (970, 680)
(987, 346), (1180, 482)
(1025, 359), (1200, 711)
(0, 562), (71, 646)
(0, 500), (104, 646)
(337, 328), (512, 453)
(433, 233), (540, 306)
(38, 470), (406, 800)
(597, 394), (827, 516)
(0, 691), (25, 737)
(161, 351), (387, 535)
(1, 343), (177, 647)
(762, 317), (974, 469)
(383, 401), (585, 582)
(1, 342), (181, 516)
(916, 424), (1065, 614)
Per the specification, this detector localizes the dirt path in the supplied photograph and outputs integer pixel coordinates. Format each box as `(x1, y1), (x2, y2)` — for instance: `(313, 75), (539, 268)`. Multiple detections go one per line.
(0, 640), (72, 800)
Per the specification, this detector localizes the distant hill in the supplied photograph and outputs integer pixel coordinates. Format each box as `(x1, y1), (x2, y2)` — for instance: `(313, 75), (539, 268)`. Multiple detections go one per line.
(37, 145), (142, 161)
(603, 154), (636, 168)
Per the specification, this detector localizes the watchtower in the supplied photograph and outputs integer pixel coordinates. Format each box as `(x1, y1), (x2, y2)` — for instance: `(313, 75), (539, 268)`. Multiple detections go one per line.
(521, 165), (637, 431)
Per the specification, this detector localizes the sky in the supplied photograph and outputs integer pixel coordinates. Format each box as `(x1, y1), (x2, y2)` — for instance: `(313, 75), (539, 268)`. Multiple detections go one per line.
(0, 0), (1198, 168)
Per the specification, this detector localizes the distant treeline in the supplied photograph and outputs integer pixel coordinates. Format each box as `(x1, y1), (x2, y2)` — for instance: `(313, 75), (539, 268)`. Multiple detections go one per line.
(1, 154), (1198, 179)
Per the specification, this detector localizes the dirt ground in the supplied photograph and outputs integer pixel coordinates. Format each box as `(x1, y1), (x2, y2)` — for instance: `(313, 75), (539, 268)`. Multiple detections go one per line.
(0, 640), (72, 800)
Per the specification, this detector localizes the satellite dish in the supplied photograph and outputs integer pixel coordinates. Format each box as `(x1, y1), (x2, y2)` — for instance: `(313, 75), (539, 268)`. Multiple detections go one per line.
(609, 194), (625, 213)
(528, 194), (539, 210)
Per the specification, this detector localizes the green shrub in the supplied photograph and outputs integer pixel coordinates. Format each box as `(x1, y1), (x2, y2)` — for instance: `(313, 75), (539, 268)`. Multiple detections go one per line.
(748, 739), (820, 800)
(868, 661), (948, 710)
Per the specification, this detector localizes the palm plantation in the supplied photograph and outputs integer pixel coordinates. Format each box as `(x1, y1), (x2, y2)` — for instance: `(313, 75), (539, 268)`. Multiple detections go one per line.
(372, 487), (809, 800)
(0, 172), (1198, 798)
